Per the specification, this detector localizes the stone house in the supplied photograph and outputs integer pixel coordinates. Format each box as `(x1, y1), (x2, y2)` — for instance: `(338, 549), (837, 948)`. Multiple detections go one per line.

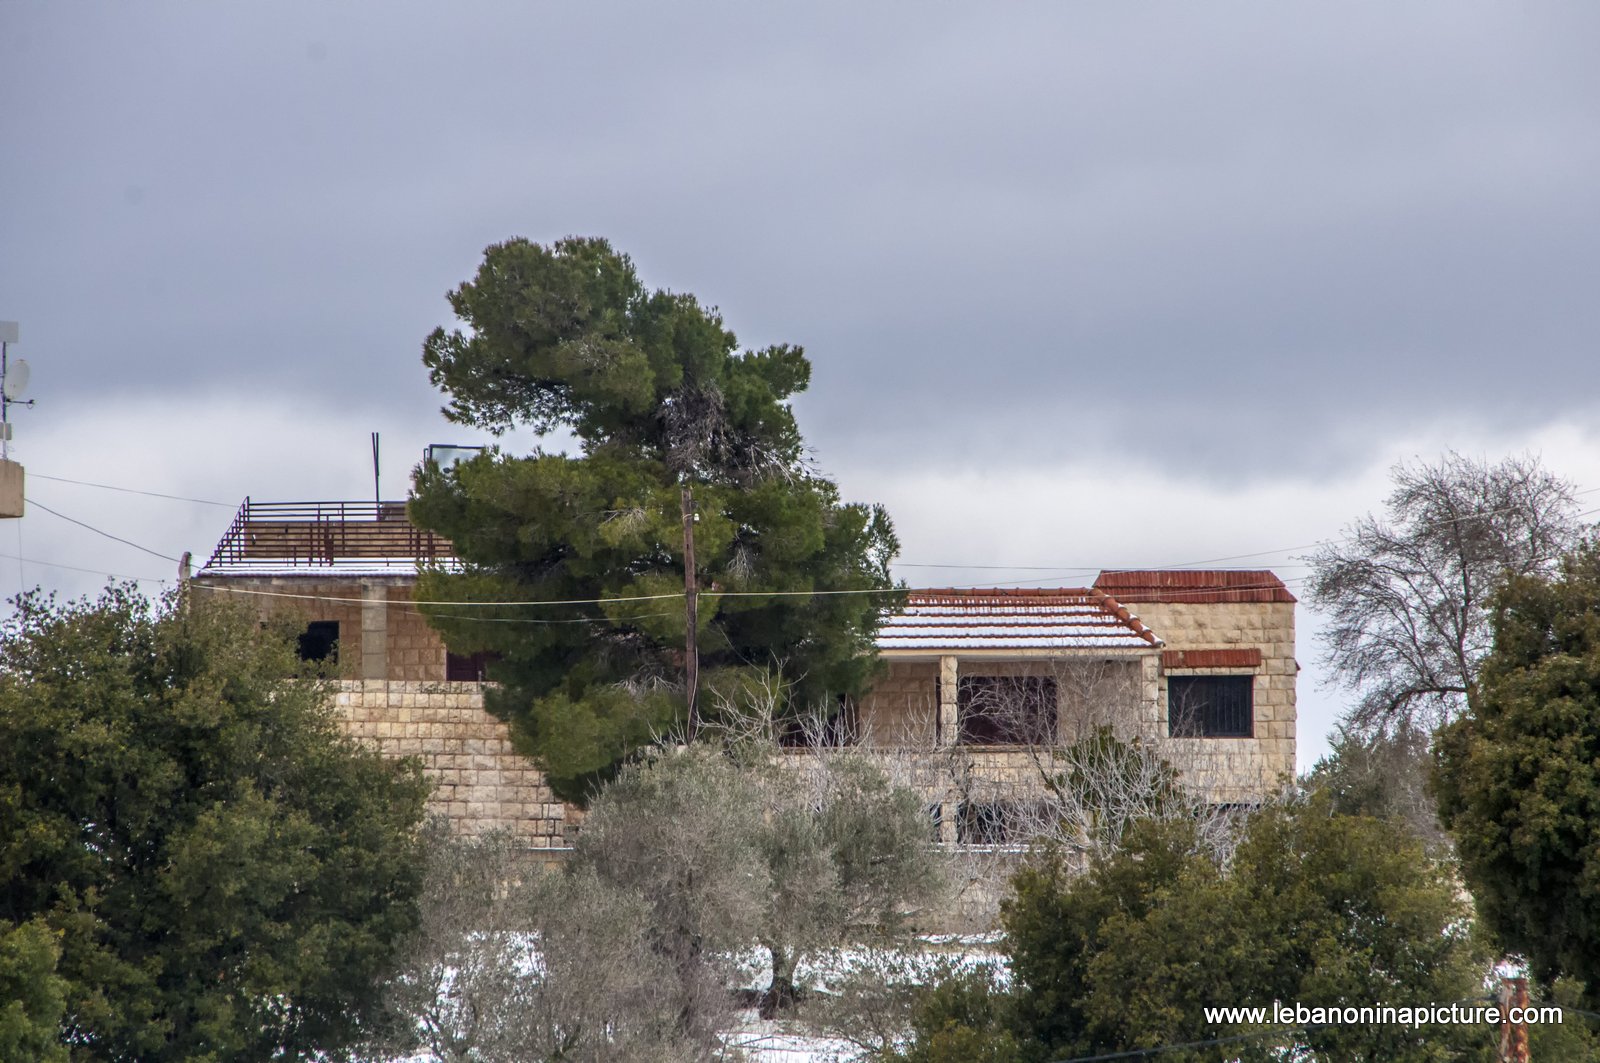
(191, 498), (1296, 849)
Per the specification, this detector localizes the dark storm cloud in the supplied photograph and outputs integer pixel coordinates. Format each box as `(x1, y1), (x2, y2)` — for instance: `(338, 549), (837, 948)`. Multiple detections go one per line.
(3, 2), (1598, 477)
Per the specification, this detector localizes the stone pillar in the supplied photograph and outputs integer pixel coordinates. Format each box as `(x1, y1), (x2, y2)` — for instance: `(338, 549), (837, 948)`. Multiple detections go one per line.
(938, 800), (958, 844)
(361, 585), (388, 681)
(938, 655), (959, 747)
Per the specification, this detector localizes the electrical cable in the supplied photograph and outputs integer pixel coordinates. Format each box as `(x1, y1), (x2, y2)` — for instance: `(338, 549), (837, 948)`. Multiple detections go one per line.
(23, 499), (183, 563)
(0, 549), (165, 583)
(28, 473), (234, 507)
(186, 575), (1305, 610)
(898, 485), (1600, 579)
(426, 609), (677, 625)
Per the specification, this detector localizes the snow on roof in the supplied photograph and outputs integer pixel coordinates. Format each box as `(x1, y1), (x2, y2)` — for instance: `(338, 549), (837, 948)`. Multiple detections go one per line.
(197, 558), (463, 578)
(877, 588), (1161, 652)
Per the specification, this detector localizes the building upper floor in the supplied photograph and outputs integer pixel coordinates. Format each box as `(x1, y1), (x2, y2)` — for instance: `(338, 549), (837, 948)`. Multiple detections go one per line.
(192, 497), (1295, 761)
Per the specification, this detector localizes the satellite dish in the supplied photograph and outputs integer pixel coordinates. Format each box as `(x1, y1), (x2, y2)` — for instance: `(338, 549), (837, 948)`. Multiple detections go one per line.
(3, 359), (29, 401)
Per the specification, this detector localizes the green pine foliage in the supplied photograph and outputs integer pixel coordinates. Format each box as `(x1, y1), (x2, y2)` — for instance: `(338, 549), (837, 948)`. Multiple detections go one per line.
(1435, 538), (1600, 1002)
(0, 587), (430, 1061)
(0, 918), (68, 1063)
(411, 236), (900, 801)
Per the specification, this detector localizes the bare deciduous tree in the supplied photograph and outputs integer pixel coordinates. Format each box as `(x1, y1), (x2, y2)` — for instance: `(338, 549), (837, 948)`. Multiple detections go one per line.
(375, 822), (701, 1063)
(1307, 451), (1583, 736)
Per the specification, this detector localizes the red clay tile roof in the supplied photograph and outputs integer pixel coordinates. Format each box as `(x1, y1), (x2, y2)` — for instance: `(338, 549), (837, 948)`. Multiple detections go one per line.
(1162, 648), (1263, 669)
(1093, 570), (1296, 604)
(877, 588), (1161, 651)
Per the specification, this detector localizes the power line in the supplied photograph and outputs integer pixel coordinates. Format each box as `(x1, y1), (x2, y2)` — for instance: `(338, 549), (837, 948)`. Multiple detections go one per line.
(0, 549), (165, 583)
(190, 584), (690, 607)
(187, 576), (1304, 610)
(28, 473), (234, 507)
(23, 499), (183, 563)
(897, 485), (1600, 579)
(427, 610), (677, 625)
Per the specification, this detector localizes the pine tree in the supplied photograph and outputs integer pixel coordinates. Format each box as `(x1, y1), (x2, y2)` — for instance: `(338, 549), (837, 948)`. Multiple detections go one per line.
(411, 237), (898, 801)
(1435, 538), (1600, 1002)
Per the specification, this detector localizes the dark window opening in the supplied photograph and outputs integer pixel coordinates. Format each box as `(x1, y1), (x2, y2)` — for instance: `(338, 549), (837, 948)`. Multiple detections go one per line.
(297, 617), (340, 659)
(1167, 675), (1254, 738)
(957, 676), (1057, 745)
(778, 695), (858, 747)
(297, 621), (339, 663)
(926, 803), (944, 842)
(956, 801), (1051, 844)
(446, 650), (500, 682)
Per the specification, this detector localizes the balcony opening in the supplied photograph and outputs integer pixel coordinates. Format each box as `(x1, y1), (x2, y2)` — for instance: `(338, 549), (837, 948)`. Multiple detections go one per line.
(957, 675), (1057, 745)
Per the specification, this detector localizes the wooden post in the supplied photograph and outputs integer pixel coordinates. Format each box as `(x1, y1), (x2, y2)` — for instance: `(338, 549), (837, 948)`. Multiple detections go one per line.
(1500, 975), (1530, 1063)
(681, 485), (699, 741)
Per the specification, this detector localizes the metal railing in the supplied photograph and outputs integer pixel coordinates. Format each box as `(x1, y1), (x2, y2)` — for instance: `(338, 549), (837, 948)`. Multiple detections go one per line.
(204, 498), (455, 569)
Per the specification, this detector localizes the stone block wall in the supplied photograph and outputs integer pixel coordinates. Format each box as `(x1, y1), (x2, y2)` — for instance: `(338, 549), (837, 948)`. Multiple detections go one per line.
(193, 575), (451, 682)
(330, 680), (577, 846)
(858, 661), (938, 746)
(384, 585), (449, 682)
(1131, 600), (1297, 799)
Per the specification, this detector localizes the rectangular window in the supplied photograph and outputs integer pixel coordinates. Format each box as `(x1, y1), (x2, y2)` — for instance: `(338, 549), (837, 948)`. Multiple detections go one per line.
(957, 676), (1057, 745)
(297, 620), (339, 663)
(1167, 675), (1254, 737)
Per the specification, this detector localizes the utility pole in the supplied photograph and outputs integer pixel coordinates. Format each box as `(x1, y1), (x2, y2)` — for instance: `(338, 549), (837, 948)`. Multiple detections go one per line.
(680, 485), (699, 740)
(1499, 975), (1530, 1063)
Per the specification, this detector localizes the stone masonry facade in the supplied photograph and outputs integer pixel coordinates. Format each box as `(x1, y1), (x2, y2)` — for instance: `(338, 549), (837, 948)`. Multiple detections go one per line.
(197, 575), (454, 683)
(193, 573), (583, 843)
(197, 552), (1295, 844)
(330, 680), (576, 847)
(1141, 598), (1297, 803)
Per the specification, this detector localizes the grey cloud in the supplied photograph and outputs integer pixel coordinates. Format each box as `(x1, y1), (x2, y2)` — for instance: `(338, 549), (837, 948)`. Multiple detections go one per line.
(3, 2), (1599, 480)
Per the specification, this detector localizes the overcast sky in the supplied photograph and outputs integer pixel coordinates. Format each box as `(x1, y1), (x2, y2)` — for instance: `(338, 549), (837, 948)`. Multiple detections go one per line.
(4, 2), (1600, 767)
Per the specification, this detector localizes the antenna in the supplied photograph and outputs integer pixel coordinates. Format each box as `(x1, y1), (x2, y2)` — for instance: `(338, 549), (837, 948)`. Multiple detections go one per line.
(2, 359), (29, 402)
(0, 321), (33, 463)
(371, 431), (380, 507)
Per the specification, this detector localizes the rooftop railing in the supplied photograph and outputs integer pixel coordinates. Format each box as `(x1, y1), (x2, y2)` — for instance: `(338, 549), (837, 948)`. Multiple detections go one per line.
(204, 499), (455, 570)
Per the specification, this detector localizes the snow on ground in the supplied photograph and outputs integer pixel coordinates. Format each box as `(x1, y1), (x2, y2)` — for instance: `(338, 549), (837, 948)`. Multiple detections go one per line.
(380, 939), (1006, 1062)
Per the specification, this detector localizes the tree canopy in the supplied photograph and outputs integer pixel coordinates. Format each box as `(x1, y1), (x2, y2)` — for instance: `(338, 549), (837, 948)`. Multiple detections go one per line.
(411, 236), (899, 801)
(1306, 451), (1581, 736)
(1434, 538), (1600, 1001)
(891, 797), (1487, 1062)
(0, 588), (430, 1061)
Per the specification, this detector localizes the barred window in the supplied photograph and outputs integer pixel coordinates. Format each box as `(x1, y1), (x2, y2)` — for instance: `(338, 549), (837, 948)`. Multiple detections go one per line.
(1167, 675), (1254, 738)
